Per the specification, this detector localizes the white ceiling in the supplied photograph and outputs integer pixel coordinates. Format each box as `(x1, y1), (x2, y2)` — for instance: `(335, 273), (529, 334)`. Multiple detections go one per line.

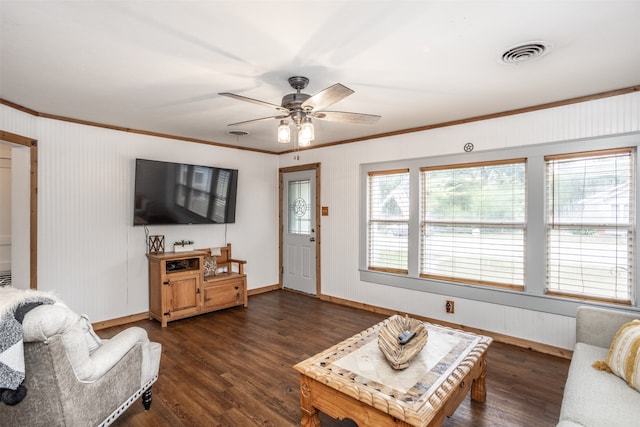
(1, 1), (639, 153)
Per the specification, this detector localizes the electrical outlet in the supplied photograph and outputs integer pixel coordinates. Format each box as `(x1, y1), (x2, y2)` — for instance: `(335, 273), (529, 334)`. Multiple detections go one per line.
(445, 300), (455, 314)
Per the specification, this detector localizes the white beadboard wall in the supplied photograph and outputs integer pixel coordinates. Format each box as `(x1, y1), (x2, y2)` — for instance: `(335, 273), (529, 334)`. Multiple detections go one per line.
(1, 104), (279, 322)
(1, 91), (639, 349)
(280, 91), (640, 350)
(0, 104), (38, 138)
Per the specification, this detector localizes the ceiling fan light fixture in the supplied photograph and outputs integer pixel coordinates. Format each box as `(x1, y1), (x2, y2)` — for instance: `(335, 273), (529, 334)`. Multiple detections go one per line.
(277, 120), (291, 143)
(298, 129), (312, 147)
(300, 116), (314, 142)
(221, 76), (380, 148)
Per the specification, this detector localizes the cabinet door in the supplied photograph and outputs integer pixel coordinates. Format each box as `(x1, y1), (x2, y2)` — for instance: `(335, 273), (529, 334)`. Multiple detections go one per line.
(164, 274), (200, 319)
(202, 278), (245, 312)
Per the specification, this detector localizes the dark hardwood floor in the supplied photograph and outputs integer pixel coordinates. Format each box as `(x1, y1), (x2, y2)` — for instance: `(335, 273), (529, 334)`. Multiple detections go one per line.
(105, 290), (569, 427)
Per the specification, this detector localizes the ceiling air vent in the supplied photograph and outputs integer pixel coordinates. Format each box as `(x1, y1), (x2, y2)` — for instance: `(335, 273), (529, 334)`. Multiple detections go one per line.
(500, 41), (551, 64)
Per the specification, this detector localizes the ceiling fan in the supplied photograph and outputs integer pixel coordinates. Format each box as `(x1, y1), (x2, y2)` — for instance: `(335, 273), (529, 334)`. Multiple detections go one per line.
(219, 76), (381, 146)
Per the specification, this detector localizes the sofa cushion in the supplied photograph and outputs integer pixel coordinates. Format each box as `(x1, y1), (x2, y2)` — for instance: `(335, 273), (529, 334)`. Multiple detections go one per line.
(601, 319), (640, 392)
(560, 342), (640, 426)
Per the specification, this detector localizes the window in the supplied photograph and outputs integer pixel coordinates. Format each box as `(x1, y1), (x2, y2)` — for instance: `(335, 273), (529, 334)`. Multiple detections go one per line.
(367, 169), (410, 274)
(361, 134), (639, 314)
(546, 148), (635, 304)
(421, 159), (526, 289)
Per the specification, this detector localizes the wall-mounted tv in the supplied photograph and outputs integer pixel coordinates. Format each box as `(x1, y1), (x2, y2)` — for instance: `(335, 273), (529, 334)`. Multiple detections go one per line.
(134, 158), (238, 225)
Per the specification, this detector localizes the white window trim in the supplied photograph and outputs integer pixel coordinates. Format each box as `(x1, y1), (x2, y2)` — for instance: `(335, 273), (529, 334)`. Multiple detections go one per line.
(359, 132), (640, 317)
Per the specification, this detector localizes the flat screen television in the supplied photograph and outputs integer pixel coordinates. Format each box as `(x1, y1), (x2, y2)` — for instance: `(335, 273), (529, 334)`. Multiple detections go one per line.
(134, 158), (238, 225)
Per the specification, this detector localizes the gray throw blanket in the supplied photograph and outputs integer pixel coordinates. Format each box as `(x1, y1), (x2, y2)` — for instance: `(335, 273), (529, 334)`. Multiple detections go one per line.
(0, 288), (56, 405)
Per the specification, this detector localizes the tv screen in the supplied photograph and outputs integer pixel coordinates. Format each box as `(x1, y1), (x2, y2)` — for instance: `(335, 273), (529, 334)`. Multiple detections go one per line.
(134, 158), (238, 225)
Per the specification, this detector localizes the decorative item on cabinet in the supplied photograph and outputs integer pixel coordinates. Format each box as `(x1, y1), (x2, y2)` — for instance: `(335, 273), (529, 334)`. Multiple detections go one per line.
(173, 240), (194, 253)
(147, 235), (165, 254)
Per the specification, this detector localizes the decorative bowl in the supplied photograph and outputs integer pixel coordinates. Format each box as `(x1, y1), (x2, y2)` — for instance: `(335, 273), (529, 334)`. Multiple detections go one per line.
(377, 315), (428, 370)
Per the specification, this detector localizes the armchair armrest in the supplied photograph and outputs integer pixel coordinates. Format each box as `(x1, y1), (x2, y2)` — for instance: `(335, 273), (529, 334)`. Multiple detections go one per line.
(228, 258), (246, 274)
(83, 327), (150, 383)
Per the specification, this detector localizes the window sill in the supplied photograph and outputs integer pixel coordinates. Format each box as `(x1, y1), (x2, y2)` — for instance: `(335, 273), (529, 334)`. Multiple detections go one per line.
(359, 269), (639, 317)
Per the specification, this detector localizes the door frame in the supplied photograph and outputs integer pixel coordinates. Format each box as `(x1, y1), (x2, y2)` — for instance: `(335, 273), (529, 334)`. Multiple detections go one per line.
(0, 130), (38, 289)
(279, 162), (321, 296)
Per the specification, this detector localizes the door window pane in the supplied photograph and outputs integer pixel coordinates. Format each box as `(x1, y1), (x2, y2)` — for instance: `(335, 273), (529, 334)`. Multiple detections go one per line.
(288, 179), (311, 234)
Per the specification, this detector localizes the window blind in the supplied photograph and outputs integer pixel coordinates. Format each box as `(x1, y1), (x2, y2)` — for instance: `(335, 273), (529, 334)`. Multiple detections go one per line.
(421, 159), (526, 289)
(367, 169), (410, 274)
(546, 148), (635, 303)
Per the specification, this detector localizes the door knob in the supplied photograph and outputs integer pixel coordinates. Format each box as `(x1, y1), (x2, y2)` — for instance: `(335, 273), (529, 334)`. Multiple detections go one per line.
(309, 237), (315, 242)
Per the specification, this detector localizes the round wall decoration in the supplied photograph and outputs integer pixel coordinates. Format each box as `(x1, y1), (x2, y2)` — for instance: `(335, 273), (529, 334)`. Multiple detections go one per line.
(464, 142), (474, 152)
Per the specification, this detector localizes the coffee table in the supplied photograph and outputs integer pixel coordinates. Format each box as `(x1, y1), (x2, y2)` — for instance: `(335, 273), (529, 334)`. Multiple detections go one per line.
(293, 315), (492, 426)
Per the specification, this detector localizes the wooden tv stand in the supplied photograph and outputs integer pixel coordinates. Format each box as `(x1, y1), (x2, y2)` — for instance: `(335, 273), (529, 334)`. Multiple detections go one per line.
(147, 244), (247, 327)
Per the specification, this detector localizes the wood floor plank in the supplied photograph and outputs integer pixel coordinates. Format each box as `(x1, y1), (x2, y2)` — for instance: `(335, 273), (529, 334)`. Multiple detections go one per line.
(106, 290), (569, 427)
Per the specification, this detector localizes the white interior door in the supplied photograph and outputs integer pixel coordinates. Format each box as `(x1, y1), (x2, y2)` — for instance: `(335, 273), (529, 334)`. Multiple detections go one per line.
(282, 170), (317, 294)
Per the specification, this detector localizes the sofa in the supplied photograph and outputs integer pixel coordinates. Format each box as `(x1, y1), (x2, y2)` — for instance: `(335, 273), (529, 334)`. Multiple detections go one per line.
(0, 288), (161, 426)
(557, 306), (640, 426)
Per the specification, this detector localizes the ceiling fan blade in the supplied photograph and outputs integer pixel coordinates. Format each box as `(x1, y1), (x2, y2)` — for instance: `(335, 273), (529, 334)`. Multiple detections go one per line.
(301, 83), (354, 111)
(311, 111), (381, 124)
(219, 92), (290, 113)
(227, 115), (289, 126)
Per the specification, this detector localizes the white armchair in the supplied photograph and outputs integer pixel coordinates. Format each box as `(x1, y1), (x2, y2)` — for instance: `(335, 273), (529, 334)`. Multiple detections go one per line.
(0, 300), (161, 426)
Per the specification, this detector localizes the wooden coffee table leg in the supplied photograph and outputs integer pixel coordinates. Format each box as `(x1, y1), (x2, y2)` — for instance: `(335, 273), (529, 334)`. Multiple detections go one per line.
(471, 351), (488, 402)
(300, 375), (320, 427)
